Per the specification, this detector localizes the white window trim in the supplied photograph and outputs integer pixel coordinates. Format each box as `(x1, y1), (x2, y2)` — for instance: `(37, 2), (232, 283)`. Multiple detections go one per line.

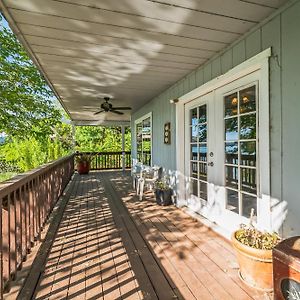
(175, 48), (272, 231)
(134, 112), (153, 166)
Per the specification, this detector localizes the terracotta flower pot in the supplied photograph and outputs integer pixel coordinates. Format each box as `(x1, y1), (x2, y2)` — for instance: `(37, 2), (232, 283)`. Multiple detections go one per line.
(77, 161), (90, 175)
(231, 231), (273, 291)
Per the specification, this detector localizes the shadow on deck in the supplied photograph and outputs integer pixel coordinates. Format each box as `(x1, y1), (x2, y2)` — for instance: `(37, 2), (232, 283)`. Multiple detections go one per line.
(11, 171), (271, 300)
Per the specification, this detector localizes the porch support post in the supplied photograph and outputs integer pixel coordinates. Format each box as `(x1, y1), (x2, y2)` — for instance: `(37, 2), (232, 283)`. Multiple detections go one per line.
(121, 125), (125, 172)
(71, 122), (76, 151)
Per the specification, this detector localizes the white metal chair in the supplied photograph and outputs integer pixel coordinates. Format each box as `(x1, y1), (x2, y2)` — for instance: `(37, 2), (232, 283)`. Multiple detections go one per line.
(136, 165), (162, 201)
(131, 159), (143, 190)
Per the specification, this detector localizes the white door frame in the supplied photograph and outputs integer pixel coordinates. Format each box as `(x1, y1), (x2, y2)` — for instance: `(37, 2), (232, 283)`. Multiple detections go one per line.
(134, 112), (153, 166)
(175, 48), (272, 233)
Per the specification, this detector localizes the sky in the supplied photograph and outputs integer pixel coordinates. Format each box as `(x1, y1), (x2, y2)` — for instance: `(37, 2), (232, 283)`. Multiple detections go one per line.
(0, 13), (9, 29)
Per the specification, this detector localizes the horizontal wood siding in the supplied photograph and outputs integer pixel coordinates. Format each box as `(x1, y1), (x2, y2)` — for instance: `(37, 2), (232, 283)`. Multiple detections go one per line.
(131, 0), (300, 236)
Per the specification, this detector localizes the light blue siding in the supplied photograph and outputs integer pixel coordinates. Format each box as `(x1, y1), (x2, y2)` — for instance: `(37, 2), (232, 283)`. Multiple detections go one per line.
(232, 40), (246, 67)
(131, 0), (300, 236)
(281, 2), (300, 236)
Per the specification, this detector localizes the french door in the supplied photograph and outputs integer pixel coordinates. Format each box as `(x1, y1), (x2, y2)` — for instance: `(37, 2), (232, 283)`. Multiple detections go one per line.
(184, 72), (261, 232)
(184, 92), (215, 216)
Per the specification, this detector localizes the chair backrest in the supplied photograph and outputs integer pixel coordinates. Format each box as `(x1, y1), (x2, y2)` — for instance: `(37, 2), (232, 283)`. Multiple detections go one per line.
(131, 159), (142, 175)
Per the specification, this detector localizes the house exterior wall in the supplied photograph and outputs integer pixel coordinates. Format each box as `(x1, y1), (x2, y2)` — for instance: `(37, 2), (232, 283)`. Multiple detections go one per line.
(131, 0), (300, 237)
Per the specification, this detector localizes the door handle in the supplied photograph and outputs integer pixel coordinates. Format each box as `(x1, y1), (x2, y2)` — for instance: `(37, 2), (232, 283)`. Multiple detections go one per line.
(208, 162), (214, 167)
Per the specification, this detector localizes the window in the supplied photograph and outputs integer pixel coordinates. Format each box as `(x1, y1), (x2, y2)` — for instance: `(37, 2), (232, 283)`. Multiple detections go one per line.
(136, 115), (152, 165)
(224, 85), (258, 217)
(189, 104), (208, 201)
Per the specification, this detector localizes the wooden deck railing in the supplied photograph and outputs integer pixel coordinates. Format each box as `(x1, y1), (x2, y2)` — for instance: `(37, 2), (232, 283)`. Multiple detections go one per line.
(76, 151), (131, 170)
(0, 154), (74, 297)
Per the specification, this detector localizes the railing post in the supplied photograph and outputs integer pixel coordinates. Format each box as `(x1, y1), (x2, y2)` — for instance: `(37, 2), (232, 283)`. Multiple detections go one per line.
(15, 189), (22, 270)
(9, 192), (16, 280)
(2, 195), (10, 292)
(0, 197), (3, 299)
(121, 125), (125, 172)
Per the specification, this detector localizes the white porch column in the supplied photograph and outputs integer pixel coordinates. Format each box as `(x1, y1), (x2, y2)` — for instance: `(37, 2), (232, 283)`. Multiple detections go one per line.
(71, 122), (76, 151)
(121, 125), (125, 172)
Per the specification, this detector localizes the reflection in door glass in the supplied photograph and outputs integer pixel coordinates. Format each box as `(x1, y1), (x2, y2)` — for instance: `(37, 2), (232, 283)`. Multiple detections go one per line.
(240, 168), (257, 194)
(190, 108), (198, 125)
(225, 166), (238, 189)
(225, 118), (238, 141)
(191, 144), (198, 161)
(189, 104), (208, 202)
(199, 182), (207, 201)
(240, 114), (256, 139)
(199, 144), (207, 162)
(199, 105), (207, 123)
(191, 162), (198, 178)
(225, 142), (238, 164)
(224, 85), (257, 217)
(242, 194), (257, 218)
(198, 125), (207, 142)
(240, 86), (256, 114)
(240, 142), (256, 166)
(224, 93), (238, 117)
(226, 190), (239, 214)
(191, 126), (198, 142)
(199, 163), (207, 181)
(191, 179), (198, 196)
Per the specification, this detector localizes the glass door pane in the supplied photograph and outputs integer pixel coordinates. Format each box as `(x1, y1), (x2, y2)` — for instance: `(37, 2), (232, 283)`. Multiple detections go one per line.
(224, 85), (258, 218)
(189, 104), (208, 202)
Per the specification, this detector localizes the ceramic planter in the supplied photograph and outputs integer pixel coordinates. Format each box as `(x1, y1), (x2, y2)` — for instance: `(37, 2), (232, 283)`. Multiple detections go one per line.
(231, 231), (273, 291)
(155, 188), (172, 206)
(77, 161), (90, 175)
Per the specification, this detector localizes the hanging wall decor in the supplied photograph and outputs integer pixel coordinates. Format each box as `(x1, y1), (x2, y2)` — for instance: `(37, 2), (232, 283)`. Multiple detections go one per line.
(164, 122), (171, 144)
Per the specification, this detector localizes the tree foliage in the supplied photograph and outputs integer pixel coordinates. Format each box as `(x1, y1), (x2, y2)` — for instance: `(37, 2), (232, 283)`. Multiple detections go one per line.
(0, 14), (62, 138)
(0, 15), (131, 182)
(75, 126), (131, 152)
(0, 14), (73, 178)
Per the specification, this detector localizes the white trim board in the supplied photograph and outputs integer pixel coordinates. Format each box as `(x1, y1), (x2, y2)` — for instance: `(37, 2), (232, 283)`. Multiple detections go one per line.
(134, 112), (152, 125)
(134, 112), (153, 166)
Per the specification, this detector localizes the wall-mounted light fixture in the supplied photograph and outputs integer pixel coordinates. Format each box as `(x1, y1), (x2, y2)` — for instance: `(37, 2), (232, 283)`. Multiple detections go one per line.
(169, 98), (179, 104)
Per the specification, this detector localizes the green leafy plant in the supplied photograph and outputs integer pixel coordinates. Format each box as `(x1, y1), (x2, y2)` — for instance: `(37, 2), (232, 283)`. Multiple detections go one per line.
(75, 153), (94, 164)
(154, 178), (171, 190)
(235, 224), (280, 250)
(235, 208), (281, 250)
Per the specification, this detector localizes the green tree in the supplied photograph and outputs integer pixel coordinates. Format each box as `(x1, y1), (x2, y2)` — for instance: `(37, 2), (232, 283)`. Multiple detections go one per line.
(0, 14), (62, 138)
(0, 14), (73, 180)
(75, 126), (131, 152)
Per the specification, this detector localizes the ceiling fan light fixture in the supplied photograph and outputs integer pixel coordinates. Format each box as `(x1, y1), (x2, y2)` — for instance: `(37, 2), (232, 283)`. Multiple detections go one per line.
(93, 97), (132, 116)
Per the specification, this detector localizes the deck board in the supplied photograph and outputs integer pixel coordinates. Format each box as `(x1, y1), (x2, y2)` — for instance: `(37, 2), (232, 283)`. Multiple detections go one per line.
(19, 171), (271, 300)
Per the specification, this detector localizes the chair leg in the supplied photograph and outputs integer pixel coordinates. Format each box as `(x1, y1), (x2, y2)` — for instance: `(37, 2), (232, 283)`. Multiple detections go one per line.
(136, 178), (140, 195)
(139, 179), (145, 201)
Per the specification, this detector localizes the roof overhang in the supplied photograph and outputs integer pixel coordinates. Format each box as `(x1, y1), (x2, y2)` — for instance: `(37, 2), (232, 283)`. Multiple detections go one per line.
(0, 0), (288, 125)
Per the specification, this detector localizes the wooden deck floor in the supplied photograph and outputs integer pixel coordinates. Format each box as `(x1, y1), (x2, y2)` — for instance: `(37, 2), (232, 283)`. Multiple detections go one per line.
(18, 171), (271, 300)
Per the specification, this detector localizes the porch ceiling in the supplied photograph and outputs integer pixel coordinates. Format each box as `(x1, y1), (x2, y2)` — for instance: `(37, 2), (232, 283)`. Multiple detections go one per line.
(0, 0), (288, 125)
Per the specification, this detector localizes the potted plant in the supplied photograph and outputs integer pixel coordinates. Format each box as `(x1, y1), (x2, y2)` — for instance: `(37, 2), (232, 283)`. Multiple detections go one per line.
(154, 178), (173, 206)
(75, 153), (93, 175)
(232, 209), (281, 291)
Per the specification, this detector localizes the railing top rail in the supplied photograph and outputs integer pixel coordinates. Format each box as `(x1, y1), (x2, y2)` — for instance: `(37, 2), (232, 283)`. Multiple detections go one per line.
(76, 151), (131, 154)
(0, 153), (75, 198)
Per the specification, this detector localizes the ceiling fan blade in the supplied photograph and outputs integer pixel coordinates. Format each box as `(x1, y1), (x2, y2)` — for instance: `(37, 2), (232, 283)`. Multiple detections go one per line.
(94, 109), (105, 115)
(111, 106), (132, 110)
(110, 110), (124, 115)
